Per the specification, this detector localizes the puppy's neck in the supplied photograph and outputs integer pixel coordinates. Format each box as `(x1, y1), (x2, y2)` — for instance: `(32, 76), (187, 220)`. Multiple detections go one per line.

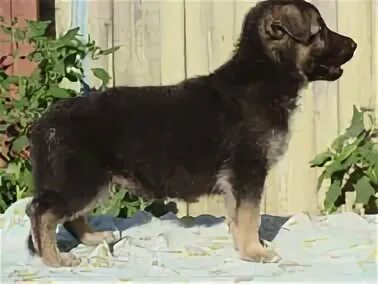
(210, 51), (305, 113)
(213, 53), (305, 88)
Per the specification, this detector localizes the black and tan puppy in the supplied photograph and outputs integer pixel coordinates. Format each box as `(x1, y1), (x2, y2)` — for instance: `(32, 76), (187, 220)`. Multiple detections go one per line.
(26, 0), (356, 267)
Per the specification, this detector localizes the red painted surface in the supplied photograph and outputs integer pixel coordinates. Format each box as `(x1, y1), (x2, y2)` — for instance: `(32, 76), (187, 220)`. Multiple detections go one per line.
(0, 0), (37, 76)
(11, 0), (38, 76)
(0, 0), (13, 75)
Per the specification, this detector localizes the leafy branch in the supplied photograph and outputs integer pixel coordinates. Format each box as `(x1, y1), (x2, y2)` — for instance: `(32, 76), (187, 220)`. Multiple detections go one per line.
(0, 18), (118, 212)
(310, 106), (378, 214)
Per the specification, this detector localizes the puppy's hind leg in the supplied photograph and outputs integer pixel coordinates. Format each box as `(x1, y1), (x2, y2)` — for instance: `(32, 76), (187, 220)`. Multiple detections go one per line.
(26, 195), (80, 267)
(64, 216), (116, 246)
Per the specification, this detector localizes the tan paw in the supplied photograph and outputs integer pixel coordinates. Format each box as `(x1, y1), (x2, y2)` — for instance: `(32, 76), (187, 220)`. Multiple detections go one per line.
(60, 252), (81, 266)
(239, 244), (281, 263)
(42, 252), (80, 267)
(80, 231), (116, 246)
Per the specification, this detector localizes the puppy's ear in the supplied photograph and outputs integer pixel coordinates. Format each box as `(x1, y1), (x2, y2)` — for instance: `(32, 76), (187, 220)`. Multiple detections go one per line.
(266, 4), (320, 43)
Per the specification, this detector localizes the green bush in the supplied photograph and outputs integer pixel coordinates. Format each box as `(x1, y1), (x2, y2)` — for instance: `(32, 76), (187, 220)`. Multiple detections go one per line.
(310, 106), (378, 214)
(0, 18), (149, 217)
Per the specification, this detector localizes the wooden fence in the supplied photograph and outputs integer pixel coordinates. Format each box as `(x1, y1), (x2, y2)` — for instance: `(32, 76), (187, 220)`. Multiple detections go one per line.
(44, 0), (378, 216)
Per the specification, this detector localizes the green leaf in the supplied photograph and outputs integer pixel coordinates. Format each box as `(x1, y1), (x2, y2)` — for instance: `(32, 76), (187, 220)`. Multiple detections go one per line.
(0, 198), (7, 212)
(11, 135), (29, 153)
(60, 27), (80, 43)
(363, 112), (374, 131)
(372, 142), (378, 153)
(92, 68), (110, 88)
(324, 179), (342, 210)
(14, 97), (29, 109)
(310, 151), (333, 167)
(0, 26), (12, 35)
(20, 168), (34, 191)
(14, 29), (26, 41)
(99, 46), (120, 56)
(53, 60), (65, 75)
(47, 86), (72, 98)
(354, 176), (376, 204)
(324, 159), (344, 178)
(11, 17), (18, 26)
(345, 105), (364, 137)
(338, 143), (358, 162)
(1, 76), (19, 89)
(0, 102), (6, 115)
(18, 77), (26, 98)
(28, 51), (44, 62)
(316, 171), (326, 191)
(366, 166), (378, 185)
(5, 162), (21, 179)
(26, 20), (50, 38)
(331, 134), (348, 152)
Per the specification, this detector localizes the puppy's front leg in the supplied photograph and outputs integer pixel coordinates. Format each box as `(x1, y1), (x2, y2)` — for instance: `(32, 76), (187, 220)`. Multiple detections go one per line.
(225, 147), (281, 263)
(233, 200), (280, 263)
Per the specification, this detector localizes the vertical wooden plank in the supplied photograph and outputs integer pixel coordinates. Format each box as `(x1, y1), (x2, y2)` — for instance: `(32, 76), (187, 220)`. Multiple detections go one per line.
(208, 0), (235, 70)
(160, 0), (185, 85)
(160, 0), (187, 216)
(286, 87), (319, 214)
(11, 0), (38, 77)
(311, 0), (340, 212)
(113, 0), (161, 86)
(86, 0), (112, 88)
(55, 0), (72, 36)
(112, 0), (131, 86)
(0, 0), (11, 22)
(184, 0), (211, 77)
(54, 0), (81, 92)
(184, 0), (214, 216)
(0, 0), (12, 75)
(143, 1), (162, 85)
(192, 0), (237, 217)
(184, 0), (237, 217)
(337, 0), (373, 129)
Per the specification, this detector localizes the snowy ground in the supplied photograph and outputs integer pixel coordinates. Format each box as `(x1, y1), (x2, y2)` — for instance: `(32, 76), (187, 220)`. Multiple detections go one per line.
(0, 198), (377, 283)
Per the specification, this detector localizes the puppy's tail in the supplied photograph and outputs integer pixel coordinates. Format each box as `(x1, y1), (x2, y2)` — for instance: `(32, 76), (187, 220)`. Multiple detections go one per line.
(25, 200), (38, 256)
(27, 232), (37, 255)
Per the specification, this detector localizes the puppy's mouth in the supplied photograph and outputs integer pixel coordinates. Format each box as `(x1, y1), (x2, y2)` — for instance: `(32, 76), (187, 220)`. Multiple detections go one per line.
(310, 49), (355, 81)
(308, 56), (347, 81)
(318, 64), (344, 80)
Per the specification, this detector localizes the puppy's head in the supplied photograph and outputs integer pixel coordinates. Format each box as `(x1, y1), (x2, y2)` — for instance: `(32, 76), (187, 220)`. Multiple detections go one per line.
(240, 0), (357, 81)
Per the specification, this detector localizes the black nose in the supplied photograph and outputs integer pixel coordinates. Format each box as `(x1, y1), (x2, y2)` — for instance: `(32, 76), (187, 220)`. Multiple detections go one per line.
(349, 39), (357, 51)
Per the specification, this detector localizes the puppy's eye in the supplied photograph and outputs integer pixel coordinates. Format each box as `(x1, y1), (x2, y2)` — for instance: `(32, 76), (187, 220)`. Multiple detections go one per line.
(307, 32), (318, 43)
(270, 23), (286, 39)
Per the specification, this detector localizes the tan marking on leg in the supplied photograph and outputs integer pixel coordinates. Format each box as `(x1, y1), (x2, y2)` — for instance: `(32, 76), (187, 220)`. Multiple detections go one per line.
(234, 201), (280, 263)
(223, 187), (239, 250)
(39, 211), (80, 267)
(65, 216), (115, 246)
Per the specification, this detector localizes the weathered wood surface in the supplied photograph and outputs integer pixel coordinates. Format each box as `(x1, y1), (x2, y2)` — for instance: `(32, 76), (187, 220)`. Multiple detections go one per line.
(54, 0), (376, 217)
